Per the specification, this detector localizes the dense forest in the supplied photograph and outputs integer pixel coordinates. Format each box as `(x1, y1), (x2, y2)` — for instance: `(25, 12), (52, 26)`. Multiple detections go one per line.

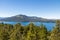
(0, 20), (60, 40)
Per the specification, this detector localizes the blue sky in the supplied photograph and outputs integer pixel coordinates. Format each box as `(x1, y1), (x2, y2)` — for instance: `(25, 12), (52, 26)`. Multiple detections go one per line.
(0, 0), (60, 19)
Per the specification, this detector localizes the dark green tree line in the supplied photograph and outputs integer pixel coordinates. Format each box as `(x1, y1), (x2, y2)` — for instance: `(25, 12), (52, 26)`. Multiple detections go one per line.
(0, 20), (60, 40)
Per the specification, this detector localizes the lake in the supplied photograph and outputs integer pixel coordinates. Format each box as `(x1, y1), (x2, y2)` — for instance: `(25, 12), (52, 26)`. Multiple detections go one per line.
(2, 22), (55, 31)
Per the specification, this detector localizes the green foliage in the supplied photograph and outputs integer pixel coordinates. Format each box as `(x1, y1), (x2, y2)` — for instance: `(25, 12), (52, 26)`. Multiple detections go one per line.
(49, 20), (60, 40)
(0, 20), (60, 40)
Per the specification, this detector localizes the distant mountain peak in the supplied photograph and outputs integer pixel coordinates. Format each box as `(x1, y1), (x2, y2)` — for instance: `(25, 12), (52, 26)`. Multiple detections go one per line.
(15, 14), (27, 17)
(0, 14), (56, 22)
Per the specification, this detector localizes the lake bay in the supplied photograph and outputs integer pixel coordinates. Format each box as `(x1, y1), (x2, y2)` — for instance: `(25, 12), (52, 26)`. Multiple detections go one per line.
(2, 22), (55, 31)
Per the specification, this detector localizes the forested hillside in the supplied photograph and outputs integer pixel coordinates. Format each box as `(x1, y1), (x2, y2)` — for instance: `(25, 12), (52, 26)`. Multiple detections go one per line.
(0, 20), (60, 40)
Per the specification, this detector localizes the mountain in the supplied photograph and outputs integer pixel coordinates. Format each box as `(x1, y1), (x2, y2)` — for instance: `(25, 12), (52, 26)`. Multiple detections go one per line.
(0, 14), (56, 22)
(0, 17), (4, 19)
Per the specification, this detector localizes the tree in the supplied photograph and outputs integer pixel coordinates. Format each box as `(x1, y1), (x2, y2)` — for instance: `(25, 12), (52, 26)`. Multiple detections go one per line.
(49, 20), (60, 40)
(26, 22), (36, 40)
(0, 23), (4, 40)
(0, 29), (9, 40)
(38, 23), (48, 40)
(9, 23), (24, 40)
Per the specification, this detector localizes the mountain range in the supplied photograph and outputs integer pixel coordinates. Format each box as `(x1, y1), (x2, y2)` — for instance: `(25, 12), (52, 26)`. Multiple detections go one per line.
(0, 14), (56, 22)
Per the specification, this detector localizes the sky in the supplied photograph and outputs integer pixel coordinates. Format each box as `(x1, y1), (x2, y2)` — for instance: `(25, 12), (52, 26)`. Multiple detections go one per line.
(0, 0), (60, 19)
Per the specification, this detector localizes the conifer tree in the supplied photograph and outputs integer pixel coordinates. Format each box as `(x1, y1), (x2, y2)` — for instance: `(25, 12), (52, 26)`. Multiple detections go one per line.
(9, 23), (24, 40)
(0, 28), (9, 40)
(49, 20), (60, 40)
(26, 22), (36, 40)
(38, 23), (48, 40)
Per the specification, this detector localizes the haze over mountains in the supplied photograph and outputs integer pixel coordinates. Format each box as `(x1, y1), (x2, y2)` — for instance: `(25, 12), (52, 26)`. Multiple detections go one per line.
(0, 14), (56, 22)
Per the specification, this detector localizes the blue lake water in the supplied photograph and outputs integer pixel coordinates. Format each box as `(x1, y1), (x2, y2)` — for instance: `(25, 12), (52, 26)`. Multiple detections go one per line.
(3, 22), (55, 31)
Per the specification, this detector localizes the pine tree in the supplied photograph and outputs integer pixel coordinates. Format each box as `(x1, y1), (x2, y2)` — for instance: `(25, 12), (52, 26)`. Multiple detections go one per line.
(26, 22), (36, 40)
(0, 28), (9, 40)
(38, 23), (48, 40)
(9, 23), (24, 40)
(0, 23), (4, 40)
(49, 20), (60, 40)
